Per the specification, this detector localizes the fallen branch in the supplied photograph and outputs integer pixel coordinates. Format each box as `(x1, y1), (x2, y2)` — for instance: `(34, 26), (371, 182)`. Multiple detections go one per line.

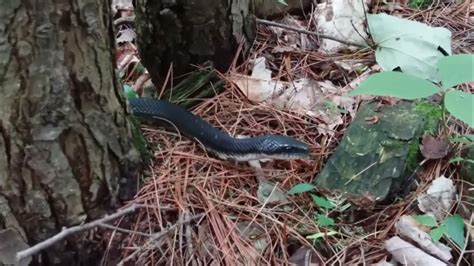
(256, 18), (370, 48)
(15, 204), (175, 263)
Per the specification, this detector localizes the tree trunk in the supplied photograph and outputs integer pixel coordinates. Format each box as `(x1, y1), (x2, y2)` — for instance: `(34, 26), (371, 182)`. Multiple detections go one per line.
(0, 0), (140, 265)
(134, 0), (256, 88)
(134, 0), (313, 88)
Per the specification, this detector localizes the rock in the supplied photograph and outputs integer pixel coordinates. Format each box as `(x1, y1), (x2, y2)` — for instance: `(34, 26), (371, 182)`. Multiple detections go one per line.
(314, 101), (438, 203)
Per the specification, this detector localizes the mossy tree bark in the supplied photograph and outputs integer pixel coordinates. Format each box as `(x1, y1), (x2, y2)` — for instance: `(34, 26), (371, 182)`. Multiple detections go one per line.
(0, 0), (140, 264)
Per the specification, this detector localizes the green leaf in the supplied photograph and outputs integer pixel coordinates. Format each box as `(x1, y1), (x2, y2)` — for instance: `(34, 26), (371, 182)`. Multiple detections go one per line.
(415, 215), (438, 227)
(444, 90), (474, 128)
(306, 230), (338, 240)
(123, 84), (138, 99)
(443, 214), (465, 248)
(430, 225), (447, 242)
(311, 195), (336, 209)
(317, 214), (335, 227)
(438, 54), (474, 89)
(287, 183), (316, 195)
(348, 71), (440, 99)
(367, 13), (452, 82)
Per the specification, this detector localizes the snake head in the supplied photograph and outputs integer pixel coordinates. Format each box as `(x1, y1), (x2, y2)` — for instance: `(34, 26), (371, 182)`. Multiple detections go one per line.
(259, 135), (311, 160)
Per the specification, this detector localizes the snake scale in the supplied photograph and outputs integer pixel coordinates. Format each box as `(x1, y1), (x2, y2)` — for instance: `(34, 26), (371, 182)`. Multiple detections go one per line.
(129, 97), (311, 161)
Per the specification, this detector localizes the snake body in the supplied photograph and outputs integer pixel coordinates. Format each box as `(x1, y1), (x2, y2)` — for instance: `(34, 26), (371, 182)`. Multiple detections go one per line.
(129, 97), (310, 161)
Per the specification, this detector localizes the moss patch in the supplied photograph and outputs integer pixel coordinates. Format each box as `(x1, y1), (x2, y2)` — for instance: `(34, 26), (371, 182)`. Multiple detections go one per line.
(415, 101), (443, 134)
(406, 138), (421, 172)
(128, 116), (150, 159)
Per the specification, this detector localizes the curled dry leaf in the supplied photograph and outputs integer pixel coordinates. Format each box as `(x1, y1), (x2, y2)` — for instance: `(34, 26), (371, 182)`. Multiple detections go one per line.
(385, 236), (447, 266)
(313, 0), (369, 54)
(231, 57), (356, 137)
(420, 134), (449, 160)
(116, 28), (137, 44)
(417, 175), (456, 221)
(395, 215), (452, 262)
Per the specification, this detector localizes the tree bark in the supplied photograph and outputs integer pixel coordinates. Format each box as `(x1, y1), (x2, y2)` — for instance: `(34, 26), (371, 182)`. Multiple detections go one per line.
(134, 0), (256, 88)
(134, 0), (313, 88)
(0, 0), (140, 265)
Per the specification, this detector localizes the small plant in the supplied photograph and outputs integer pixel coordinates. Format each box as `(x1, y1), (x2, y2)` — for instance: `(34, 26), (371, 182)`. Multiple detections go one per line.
(287, 183), (351, 233)
(349, 54), (474, 129)
(415, 214), (465, 248)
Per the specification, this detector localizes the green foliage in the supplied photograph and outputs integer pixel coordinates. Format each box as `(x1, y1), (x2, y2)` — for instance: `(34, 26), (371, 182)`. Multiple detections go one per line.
(366, 13), (452, 82)
(128, 116), (149, 157)
(316, 214), (335, 227)
(306, 230), (338, 240)
(414, 101), (443, 134)
(444, 214), (465, 248)
(311, 195), (336, 210)
(415, 214), (438, 227)
(348, 72), (440, 99)
(349, 54), (474, 128)
(444, 91), (473, 127)
(124, 84), (138, 99)
(413, 214), (466, 248)
(438, 54), (474, 89)
(287, 183), (316, 195)
(430, 225), (446, 242)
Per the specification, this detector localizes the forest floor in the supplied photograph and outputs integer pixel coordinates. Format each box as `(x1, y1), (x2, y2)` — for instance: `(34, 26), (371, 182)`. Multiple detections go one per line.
(105, 1), (473, 265)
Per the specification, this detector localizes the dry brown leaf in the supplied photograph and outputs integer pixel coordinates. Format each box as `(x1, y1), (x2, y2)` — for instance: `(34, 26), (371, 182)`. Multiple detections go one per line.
(420, 135), (449, 160)
(385, 236), (447, 266)
(395, 215), (452, 262)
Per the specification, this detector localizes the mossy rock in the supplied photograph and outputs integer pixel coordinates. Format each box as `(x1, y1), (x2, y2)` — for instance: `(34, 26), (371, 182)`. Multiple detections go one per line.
(314, 101), (441, 203)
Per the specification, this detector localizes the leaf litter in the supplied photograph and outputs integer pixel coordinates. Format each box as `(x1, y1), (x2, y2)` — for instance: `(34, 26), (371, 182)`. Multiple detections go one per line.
(103, 0), (474, 265)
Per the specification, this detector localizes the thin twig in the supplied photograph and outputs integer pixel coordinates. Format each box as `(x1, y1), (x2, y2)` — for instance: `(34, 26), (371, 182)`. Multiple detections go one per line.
(16, 204), (175, 263)
(98, 223), (152, 238)
(117, 213), (205, 265)
(256, 18), (370, 48)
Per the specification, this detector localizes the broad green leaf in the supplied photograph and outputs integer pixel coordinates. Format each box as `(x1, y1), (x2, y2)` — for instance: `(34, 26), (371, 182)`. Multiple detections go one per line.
(306, 230), (338, 240)
(444, 90), (474, 128)
(443, 214), (465, 248)
(317, 214), (335, 227)
(348, 71), (440, 99)
(430, 225), (447, 242)
(438, 54), (474, 89)
(367, 13), (452, 82)
(287, 183), (316, 195)
(415, 215), (438, 227)
(311, 195), (336, 209)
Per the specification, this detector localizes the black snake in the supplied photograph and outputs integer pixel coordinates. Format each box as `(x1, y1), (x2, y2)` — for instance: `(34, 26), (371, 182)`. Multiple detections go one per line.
(129, 97), (311, 161)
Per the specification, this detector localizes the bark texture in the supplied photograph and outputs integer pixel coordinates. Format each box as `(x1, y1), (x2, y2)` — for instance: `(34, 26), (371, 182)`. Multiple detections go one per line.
(134, 0), (256, 87)
(0, 0), (140, 264)
(134, 0), (313, 88)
